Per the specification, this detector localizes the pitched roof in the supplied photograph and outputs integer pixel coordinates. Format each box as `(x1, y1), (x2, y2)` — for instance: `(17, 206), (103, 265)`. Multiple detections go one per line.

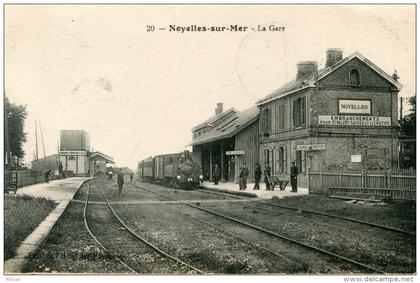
(256, 51), (403, 106)
(191, 106), (259, 146)
(91, 151), (114, 163)
(192, 107), (238, 131)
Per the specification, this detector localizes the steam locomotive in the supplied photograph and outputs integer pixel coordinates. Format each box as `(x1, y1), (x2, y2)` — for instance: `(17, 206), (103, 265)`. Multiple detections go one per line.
(138, 150), (203, 189)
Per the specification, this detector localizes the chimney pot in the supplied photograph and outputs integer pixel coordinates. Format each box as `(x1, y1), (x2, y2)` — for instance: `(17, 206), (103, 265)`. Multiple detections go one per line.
(325, 48), (343, 68)
(215, 103), (223, 115)
(296, 61), (318, 80)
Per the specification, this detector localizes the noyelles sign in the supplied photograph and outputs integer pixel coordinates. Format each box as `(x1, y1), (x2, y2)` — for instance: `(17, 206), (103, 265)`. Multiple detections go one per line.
(318, 115), (391, 126)
(339, 99), (371, 114)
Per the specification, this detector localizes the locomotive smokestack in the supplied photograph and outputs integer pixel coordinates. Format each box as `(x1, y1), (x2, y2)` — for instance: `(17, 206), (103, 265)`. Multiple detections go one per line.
(215, 103), (223, 115)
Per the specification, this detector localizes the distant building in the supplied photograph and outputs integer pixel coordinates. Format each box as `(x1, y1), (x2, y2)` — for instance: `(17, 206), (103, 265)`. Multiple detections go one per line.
(191, 103), (260, 183)
(31, 154), (60, 176)
(32, 130), (113, 177)
(256, 49), (402, 187)
(89, 151), (114, 176)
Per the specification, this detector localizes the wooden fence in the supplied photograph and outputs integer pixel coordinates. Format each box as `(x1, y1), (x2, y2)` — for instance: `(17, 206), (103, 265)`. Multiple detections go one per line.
(4, 170), (75, 193)
(309, 169), (416, 200)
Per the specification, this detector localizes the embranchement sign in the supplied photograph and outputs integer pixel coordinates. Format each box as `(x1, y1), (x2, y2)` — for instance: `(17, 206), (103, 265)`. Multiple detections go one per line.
(318, 115), (391, 126)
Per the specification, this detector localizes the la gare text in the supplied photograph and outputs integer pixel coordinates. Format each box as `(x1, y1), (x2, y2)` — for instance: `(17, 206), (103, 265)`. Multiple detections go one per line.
(147, 24), (286, 33)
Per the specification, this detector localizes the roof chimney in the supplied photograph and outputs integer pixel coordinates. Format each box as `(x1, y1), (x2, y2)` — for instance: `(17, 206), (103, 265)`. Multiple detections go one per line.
(215, 103), (223, 115)
(325, 48), (343, 68)
(296, 61), (318, 80)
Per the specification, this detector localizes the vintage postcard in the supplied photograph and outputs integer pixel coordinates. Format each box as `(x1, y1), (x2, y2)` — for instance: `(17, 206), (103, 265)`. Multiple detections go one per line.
(3, 3), (416, 281)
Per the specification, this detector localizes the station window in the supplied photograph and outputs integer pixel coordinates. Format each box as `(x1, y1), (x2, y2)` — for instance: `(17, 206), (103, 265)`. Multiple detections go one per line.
(293, 97), (306, 127)
(262, 108), (272, 135)
(277, 147), (287, 173)
(264, 148), (273, 174)
(277, 104), (286, 130)
(295, 150), (306, 174)
(349, 69), (361, 86)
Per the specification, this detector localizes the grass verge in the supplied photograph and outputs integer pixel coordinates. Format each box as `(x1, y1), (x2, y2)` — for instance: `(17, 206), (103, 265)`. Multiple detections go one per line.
(4, 194), (57, 260)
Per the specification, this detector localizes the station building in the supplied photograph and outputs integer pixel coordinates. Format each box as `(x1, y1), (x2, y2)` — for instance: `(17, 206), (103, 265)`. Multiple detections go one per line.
(191, 103), (260, 183)
(256, 49), (402, 187)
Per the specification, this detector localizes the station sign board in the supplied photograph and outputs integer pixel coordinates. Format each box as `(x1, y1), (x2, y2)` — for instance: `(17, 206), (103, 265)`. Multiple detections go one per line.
(226, 150), (245, 155)
(318, 115), (391, 126)
(296, 144), (326, 151)
(351, 155), (362, 163)
(339, 99), (371, 114)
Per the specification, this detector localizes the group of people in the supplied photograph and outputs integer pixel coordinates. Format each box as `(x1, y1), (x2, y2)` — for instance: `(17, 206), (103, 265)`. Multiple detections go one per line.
(212, 161), (299, 192)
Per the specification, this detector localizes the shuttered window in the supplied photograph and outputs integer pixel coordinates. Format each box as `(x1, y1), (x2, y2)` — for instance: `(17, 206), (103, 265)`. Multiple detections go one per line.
(295, 150), (306, 173)
(278, 147), (287, 173)
(262, 108), (272, 134)
(278, 104), (285, 129)
(292, 97), (306, 127)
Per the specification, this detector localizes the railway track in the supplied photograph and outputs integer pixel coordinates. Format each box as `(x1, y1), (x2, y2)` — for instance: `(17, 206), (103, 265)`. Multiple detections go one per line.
(184, 184), (414, 236)
(134, 183), (387, 274)
(137, 193), (318, 273)
(83, 183), (204, 274)
(258, 201), (415, 236)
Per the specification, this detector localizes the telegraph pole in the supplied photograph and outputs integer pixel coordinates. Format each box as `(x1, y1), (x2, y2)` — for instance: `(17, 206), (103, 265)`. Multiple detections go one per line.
(39, 119), (46, 158)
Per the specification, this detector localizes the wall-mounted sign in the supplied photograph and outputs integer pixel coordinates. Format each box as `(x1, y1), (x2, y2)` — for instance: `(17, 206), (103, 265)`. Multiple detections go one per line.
(339, 99), (371, 114)
(296, 144), (326, 151)
(351, 155), (362, 163)
(318, 115), (391, 126)
(226, 150), (245, 155)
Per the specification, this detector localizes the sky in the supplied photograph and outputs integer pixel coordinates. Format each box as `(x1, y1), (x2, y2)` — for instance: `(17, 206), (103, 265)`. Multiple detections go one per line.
(5, 5), (415, 170)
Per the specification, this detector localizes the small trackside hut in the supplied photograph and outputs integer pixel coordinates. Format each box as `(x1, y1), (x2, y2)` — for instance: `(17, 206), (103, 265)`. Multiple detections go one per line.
(191, 103), (260, 184)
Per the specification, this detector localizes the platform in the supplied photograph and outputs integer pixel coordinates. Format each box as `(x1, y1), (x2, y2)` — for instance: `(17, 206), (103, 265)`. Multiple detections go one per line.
(200, 181), (308, 199)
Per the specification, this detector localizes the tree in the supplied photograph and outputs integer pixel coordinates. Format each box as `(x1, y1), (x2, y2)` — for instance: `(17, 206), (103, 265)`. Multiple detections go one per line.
(4, 96), (28, 158)
(399, 96), (416, 169)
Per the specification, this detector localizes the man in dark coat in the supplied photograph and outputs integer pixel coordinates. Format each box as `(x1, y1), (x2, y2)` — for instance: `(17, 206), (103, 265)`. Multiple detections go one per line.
(117, 170), (124, 194)
(253, 163), (262, 190)
(239, 163), (249, 190)
(44, 169), (51, 183)
(129, 171), (134, 182)
(58, 162), (63, 179)
(264, 163), (272, 191)
(213, 164), (220, 185)
(290, 161), (299, 192)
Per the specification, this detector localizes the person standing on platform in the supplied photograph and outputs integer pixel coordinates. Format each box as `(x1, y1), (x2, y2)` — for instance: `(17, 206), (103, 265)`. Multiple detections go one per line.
(117, 170), (124, 194)
(253, 163), (262, 190)
(44, 169), (51, 183)
(239, 163), (249, 190)
(213, 164), (220, 185)
(58, 162), (63, 179)
(264, 163), (272, 191)
(290, 161), (299, 193)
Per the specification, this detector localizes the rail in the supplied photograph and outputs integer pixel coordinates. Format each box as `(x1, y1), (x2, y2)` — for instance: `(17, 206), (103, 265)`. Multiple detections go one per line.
(135, 184), (387, 274)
